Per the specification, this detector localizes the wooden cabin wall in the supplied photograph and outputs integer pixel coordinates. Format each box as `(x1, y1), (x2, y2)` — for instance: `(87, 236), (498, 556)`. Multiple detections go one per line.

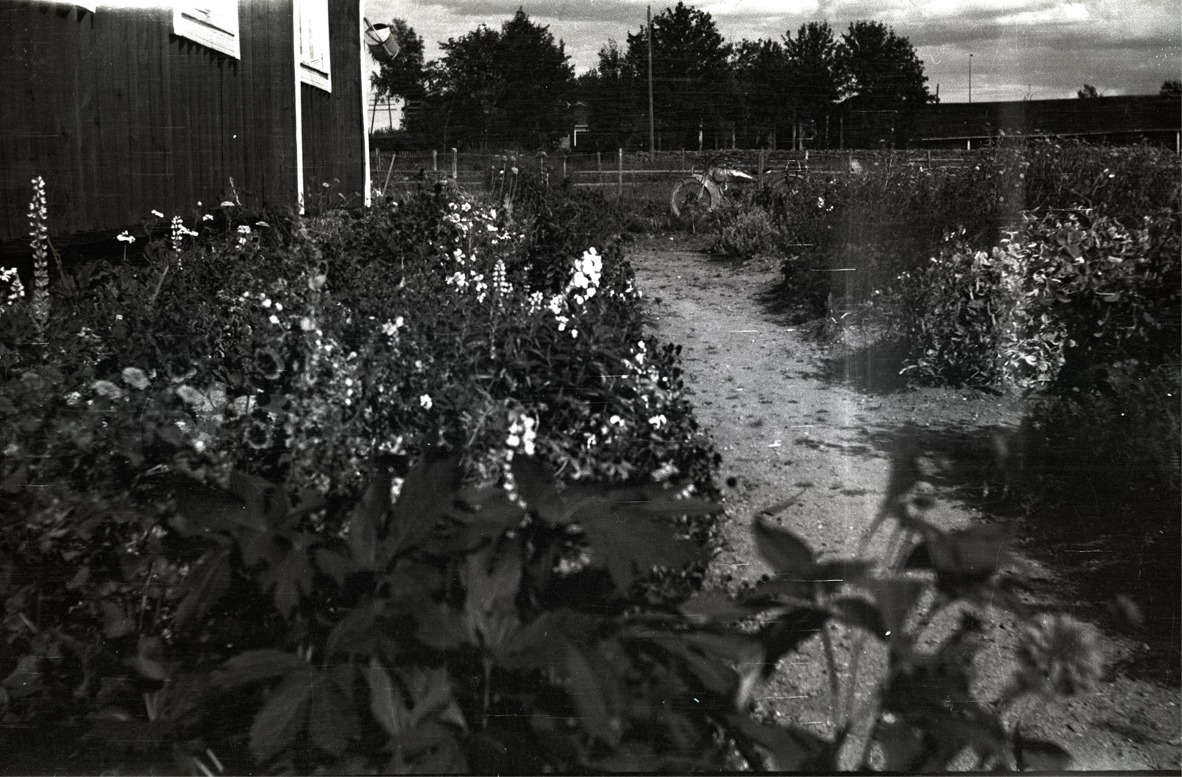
(300, 0), (365, 207)
(0, 1), (301, 246)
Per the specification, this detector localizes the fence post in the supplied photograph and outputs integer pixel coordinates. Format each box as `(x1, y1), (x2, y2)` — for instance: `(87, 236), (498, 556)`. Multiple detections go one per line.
(562, 155), (567, 181)
(926, 149), (932, 168)
(758, 148), (765, 186)
(432, 149), (438, 172)
(596, 151), (601, 172)
(617, 148), (623, 197)
(451, 148), (457, 179)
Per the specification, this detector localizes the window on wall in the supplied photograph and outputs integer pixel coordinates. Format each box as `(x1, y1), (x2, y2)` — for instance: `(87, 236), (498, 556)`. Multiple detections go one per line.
(173, 1), (241, 59)
(297, 0), (332, 92)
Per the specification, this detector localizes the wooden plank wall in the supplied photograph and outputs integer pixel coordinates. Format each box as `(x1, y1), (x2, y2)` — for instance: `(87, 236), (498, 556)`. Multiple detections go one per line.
(300, 0), (365, 209)
(0, 0), (365, 246)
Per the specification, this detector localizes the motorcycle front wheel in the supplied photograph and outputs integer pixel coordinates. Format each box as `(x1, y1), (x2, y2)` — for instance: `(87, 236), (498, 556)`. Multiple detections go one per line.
(669, 177), (716, 226)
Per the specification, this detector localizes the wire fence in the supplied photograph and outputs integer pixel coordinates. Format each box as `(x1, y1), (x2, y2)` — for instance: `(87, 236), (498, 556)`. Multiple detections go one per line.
(370, 147), (981, 201)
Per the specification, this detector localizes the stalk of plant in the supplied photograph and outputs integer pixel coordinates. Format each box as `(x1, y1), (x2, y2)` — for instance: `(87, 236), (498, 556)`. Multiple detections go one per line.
(28, 175), (50, 335)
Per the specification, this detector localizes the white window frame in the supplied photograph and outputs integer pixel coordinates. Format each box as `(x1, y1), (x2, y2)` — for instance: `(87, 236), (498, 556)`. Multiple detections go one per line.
(297, 0), (332, 93)
(173, 1), (240, 59)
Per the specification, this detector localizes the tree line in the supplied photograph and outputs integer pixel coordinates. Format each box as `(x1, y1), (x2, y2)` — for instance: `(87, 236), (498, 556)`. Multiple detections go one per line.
(372, 3), (935, 151)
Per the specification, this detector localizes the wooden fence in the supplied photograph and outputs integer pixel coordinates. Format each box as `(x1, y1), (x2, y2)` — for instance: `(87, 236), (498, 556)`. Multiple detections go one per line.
(370, 147), (980, 201)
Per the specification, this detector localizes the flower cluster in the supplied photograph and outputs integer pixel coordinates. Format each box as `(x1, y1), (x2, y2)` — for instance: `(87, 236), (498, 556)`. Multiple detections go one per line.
(0, 267), (25, 310)
(169, 215), (198, 253)
(28, 176), (49, 331)
(506, 408), (538, 457)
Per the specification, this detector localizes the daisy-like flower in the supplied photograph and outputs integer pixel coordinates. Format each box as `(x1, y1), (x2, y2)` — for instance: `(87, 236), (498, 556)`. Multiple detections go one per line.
(117, 231), (136, 244)
(151, 209), (164, 218)
(245, 419), (274, 450)
(1014, 613), (1102, 697)
(254, 347), (284, 380)
(419, 394), (433, 410)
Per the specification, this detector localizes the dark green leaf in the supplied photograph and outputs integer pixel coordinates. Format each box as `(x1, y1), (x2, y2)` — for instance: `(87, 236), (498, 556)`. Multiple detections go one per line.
(753, 516), (814, 576)
(313, 548), (359, 586)
(366, 659), (410, 739)
(760, 608), (830, 678)
(213, 650), (307, 690)
(389, 722), (467, 773)
(679, 592), (762, 624)
(128, 636), (167, 681)
(558, 638), (620, 746)
(325, 600), (383, 659)
(171, 545), (232, 627)
(726, 713), (835, 771)
(582, 513), (702, 593)
(249, 666), (316, 764)
(308, 671), (359, 756)
(509, 456), (567, 524)
(831, 596), (887, 640)
(385, 453), (462, 559)
(100, 601), (135, 639)
(347, 457), (396, 570)
(864, 576), (928, 641)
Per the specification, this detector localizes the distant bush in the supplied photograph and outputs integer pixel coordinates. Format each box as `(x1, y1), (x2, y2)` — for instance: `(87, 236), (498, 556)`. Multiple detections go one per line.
(704, 140), (1180, 320)
(709, 200), (780, 258)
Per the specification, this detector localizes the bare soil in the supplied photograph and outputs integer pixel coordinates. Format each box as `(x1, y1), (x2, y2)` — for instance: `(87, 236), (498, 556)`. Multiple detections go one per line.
(630, 234), (1181, 771)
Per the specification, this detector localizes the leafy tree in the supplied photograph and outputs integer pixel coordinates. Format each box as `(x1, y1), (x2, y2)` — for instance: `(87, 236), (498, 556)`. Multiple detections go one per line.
(425, 10), (574, 149)
(624, 2), (732, 150)
(783, 22), (844, 147)
(1161, 80), (1182, 97)
(578, 41), (645, 150)
(836, 21), (933, 146)
(498, 9), (576, 147)
(370, 19), (426, 101)
(1077, 83), (1102, 98)
(730, 38), (786, 147)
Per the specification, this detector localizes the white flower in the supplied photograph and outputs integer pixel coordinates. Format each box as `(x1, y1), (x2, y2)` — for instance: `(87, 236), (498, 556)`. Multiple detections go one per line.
(237, 225), (252, 235)
(116, 231), (136, 243)
(220, 201), (235, 208)
(202, 214), (214, 222)
(151, 209), (164, 218)
(120, 367), (150, 390)
(269, 314), (280, 326)
(419, 394), (433, 410)
(648, 414), (667, 430)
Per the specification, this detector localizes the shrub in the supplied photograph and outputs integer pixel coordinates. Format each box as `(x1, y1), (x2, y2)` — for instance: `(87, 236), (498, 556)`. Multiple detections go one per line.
(878, 207), (1181, 392)
(727, 141), (1180, 321)
(709, 201), (780, 259)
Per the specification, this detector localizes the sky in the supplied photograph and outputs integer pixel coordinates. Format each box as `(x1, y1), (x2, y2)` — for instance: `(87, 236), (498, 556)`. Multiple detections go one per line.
(365, 0), (1182, 103)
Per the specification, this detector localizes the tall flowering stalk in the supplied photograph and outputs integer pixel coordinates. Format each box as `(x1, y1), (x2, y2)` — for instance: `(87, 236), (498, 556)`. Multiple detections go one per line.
(28, 176), (50, 334)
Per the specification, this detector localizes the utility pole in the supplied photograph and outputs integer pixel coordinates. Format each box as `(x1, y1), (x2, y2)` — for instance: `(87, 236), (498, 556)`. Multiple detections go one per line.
(647, 5), (655, 154)
(968, 53), (973, 103)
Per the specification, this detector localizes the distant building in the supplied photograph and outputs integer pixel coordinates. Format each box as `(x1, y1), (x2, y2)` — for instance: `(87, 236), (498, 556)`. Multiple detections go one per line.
(914, 96), (1181, 149)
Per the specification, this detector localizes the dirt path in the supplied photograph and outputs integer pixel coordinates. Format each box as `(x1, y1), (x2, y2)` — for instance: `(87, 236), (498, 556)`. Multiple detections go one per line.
(630, 235), (1180, 771)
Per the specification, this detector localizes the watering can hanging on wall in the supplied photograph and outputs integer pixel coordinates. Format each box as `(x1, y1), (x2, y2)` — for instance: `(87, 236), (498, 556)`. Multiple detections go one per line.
(364, 18), (400, 63)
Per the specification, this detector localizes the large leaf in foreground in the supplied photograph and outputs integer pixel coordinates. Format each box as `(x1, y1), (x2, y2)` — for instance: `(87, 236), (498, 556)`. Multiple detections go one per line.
(582, 512), (703, 593)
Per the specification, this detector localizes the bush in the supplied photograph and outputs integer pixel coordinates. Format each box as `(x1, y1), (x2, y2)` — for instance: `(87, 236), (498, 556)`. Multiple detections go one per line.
(876, 207), (1180, 391)
(709, 201), (780, 258)
(706, 141), (1180, 321)
(1026, 363), (1181, 506)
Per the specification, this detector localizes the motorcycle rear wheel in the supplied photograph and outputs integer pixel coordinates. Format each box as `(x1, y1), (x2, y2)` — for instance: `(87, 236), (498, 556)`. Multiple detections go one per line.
(670, 177), (716, 226)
